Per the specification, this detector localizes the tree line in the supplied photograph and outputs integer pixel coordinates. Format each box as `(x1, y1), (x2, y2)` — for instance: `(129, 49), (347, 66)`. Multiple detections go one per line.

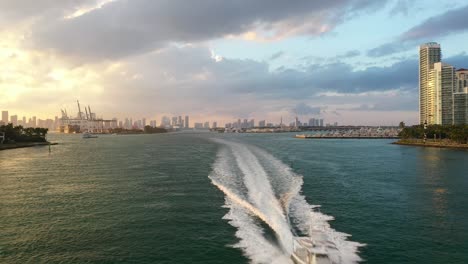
(398, 124), (468, 144)
(108, 126), (167, 134)
(0, 123), (48, 143)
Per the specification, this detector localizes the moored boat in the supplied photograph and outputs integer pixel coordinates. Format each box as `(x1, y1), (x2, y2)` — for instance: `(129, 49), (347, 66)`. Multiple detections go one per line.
(82, 132), (98, 139)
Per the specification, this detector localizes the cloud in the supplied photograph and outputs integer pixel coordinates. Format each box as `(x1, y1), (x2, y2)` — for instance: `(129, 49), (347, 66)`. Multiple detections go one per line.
(25, 0), (389, 60)
(0, 0), (97, 27)
(269, 51), (284, 61)
(90, 45), (426, 115)
(400, 5), (468, 41)
(367, 42), (413, 57)
(291, 103), (321, 115)
(389, 0), (413, 16)
(334, 49), (361, 59)
(368, 4), (468, 57)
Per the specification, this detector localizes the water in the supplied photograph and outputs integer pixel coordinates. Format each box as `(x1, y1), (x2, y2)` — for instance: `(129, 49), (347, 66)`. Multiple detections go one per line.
(0, 133), (467, 263)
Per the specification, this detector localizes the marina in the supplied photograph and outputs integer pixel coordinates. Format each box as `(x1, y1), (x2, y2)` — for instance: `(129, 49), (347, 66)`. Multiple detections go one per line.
(295, 127), (400, 139)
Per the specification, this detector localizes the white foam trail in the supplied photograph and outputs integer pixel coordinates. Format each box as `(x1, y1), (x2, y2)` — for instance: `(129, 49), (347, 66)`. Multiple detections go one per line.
(209, 138), (363, 264)
(216, 139), (294, 253)
(209, 146), (293, 263)
(223, 200), (292, 264)
(251, 145), (364, 263)
(211, 179), (278, 235)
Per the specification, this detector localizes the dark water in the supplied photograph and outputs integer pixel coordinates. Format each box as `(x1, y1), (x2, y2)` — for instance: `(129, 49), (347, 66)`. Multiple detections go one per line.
(0, 133), (467, 263)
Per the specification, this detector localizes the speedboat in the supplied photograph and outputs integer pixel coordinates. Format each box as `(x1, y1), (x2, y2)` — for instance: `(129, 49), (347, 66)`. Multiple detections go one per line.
(82, 132), (98, 139)
(292, 237), (334, 264)
(291, 217), (340, 264)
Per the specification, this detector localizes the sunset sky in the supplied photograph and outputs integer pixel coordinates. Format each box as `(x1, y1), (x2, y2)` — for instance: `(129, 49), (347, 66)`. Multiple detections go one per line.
(1, 0), (468, 125)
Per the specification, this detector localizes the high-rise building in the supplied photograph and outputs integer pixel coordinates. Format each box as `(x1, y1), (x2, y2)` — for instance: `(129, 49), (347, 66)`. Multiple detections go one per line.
(453, 88), (468, 125)
(454, 69), (468, 125)
(308, 118), (315, 126)
(319, 119), (324, 127)
(178, 116), (182, 126)
(161, 116), (171, 127)
(2, 111), (8, 124)
(212, 121), (217, 128)
(259, 120), (266, 127)
(11, 115), (18, 126)
(456, 69), (468, 93)
(185, 116), (189, 128)
(419, 42), (441, 124)
(431, 62), (456, 125)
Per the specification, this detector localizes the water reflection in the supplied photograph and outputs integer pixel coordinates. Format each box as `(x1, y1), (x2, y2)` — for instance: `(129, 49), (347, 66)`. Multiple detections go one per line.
(417, 148), (452, 221)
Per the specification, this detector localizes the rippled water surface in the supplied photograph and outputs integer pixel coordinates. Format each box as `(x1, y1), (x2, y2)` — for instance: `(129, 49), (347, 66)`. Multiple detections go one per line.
(0, 133), (467, 263)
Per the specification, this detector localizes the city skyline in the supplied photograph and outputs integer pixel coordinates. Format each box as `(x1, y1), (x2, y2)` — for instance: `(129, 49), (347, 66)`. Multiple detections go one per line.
(418, 43), (468, 125)
(2, 1), (468, 125)
(1, 107), (334, 130)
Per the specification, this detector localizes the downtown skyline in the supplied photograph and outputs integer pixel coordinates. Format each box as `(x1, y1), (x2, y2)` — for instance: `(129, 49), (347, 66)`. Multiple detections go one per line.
(2, 1), (468, 125)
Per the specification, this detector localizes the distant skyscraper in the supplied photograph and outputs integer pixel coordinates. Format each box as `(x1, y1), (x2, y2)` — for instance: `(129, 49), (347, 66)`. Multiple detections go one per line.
(419, 42), (441, 124)
(212, 121), (217, 128)
(178, 116), (182, 126)
(11, 115), (18, 126)
(161, 116), (171, 127)
(308, 118), (315, 126)
(259, 120), (266, 127)
(2, 111), (8, 124)
(185, 116), (189, 128)
(319, 119), (324, 127)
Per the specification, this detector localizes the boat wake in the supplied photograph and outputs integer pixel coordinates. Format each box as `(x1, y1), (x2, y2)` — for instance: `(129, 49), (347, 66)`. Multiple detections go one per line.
(209, 138), (363, 264)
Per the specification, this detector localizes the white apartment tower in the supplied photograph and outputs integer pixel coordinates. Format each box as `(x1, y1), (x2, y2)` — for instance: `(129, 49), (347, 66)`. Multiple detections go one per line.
(419, 42), (441, 125)
(430, 62), (456, 125)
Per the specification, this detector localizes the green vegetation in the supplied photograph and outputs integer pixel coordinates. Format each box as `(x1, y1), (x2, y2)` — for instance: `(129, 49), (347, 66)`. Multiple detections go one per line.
(143, 126), (167, 134)
(109, 126), (167, 134)
(399, 124), (468, 144)
(0, 123), (48, 143)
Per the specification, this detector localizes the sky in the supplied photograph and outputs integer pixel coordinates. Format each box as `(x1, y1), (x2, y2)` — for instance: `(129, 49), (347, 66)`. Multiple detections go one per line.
(1, 0), (468, 126)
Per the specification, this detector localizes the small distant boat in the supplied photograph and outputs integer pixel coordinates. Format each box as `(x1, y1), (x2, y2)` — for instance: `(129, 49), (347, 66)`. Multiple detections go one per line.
(82, 132), (98, 139)
(295, 134), (314, 139)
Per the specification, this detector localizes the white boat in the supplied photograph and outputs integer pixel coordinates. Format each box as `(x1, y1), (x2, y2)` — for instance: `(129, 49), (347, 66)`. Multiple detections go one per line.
(291, 217), (340, 264)
(82, 132), (98, 139)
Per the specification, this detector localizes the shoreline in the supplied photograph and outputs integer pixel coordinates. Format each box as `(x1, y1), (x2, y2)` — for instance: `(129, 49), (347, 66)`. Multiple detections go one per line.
(296, 136), (399, 139)
(0, 142), (58, 151)
(392, 141), (468, 149)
